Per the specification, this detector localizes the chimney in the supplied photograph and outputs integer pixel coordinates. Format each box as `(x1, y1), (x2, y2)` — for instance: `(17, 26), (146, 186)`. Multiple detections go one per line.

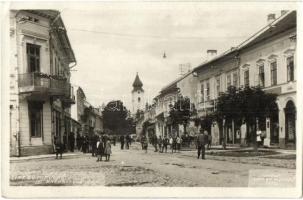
(281, 10), (288, 16)
(267, 13), (276, 24)
(206, 49), (217, 60)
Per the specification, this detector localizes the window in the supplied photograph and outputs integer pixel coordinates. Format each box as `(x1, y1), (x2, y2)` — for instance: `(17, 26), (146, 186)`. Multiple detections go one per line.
(216, 76), (220, 97)
(26, 43), (40, 72)
(200, 83), (204, 103)
(138, 97), (141, 102)
(258, 64), (265, 87)
(270, 61), (277, 86)
(232, 72), (238, 87)
(226, 74), (231, 89)
(244, 70), (249, 87)
(28, 101), (43, 137)
(206, 81), (210, 101)
(287, 56), (294, 82)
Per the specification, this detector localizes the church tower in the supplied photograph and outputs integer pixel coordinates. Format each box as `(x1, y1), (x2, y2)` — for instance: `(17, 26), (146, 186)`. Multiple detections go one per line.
(132, 73), (145, 115)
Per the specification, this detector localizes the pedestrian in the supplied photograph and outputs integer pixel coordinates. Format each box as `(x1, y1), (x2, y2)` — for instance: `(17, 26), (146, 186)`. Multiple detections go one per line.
(96, 137), (104, 162)
(141, 135), (148, 153)
(69, 132), (75, 152)
(54, 136), (63, 159)
(125, 135), (130, 149)
(153, 135), (158, 152)
(104, 138), (112, 161)
(91, 134), (98, 157)
(76, 133), (81, 151)
(256, 129), (262, 147)
(162, 136), (169, 153)
(176, 136), (181, 152)
(158, 136), (163, 153)
(171, 136), (177, 153)
(82, 135), (89, 153)
(197, 129), (207, 159)
(169, 136), (173, 150)
(120, 135), (125, 150)
(207, 133), (212, 150)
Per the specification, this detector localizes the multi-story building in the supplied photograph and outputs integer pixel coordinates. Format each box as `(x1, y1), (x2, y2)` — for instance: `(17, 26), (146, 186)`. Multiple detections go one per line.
(237, 10), (296, 148)
(193, 10), (297, 148)
(71, 86), (103, 137)
(9, 10), (76, 156)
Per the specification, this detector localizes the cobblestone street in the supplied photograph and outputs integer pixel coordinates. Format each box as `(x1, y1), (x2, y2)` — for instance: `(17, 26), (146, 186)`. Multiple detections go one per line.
(10, 143), (296, 187)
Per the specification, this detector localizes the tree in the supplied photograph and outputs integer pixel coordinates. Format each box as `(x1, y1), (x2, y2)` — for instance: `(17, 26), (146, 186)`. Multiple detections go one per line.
(169, 96), (195, 136)
(214, 86), (277, 149)
(102, 100), (132, 135)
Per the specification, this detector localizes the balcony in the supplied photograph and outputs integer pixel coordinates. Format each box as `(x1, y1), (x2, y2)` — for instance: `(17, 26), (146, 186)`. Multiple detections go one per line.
(18, 73), (70, 99)
(62, 85), (76, 105)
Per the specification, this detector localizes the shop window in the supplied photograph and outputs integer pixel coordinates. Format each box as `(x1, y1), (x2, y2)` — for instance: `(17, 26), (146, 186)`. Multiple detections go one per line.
(28, 101), (43, 137)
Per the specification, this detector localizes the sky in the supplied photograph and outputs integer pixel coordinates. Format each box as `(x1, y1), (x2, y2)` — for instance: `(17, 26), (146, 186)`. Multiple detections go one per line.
(46, 2), (298, 110)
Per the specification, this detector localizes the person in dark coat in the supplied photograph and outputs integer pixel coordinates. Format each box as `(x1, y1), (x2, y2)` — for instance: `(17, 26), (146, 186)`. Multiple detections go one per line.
(158, 136), (163, 153)
(91, 134), (98, 157)
(162, 136), (169, 153)
(54, 136), (63, 159)
(197, 129), (207, 159)
(120, 135), (125, 150)
(76, 133), (82, 151)
(96, 137), (104, 162)
(153, 135), (158, 152)
(69, 132), (75, 152)
(141, 135), (148, 153)
(125, 135), (130, 149)
(82, 135), (89, 153)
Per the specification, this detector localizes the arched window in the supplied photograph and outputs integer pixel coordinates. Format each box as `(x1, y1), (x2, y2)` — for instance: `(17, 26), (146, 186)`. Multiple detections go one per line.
(138, 97), (141, 102)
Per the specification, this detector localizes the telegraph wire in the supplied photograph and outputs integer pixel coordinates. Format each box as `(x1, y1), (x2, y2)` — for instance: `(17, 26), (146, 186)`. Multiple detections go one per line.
(68, 28), (248, 40)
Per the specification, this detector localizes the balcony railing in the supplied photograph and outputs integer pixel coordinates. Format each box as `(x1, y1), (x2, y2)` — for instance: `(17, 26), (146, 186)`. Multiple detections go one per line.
(18, 73), (70, 97)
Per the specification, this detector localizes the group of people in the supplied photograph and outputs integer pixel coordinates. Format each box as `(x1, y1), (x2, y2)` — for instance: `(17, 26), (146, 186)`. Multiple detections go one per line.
(95, 135), (112, 162)
(141, 134), (183, 154)
(119, 135), (132, 150)
(139, 129), (212, 160)
(53, 133), (112, 161)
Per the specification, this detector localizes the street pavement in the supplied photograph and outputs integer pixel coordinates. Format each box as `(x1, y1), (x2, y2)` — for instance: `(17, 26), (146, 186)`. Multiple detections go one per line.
(10, 142), (296, 187)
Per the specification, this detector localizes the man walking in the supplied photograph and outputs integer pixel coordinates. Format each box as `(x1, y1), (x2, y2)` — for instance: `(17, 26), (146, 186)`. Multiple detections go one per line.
(120, 135), (125, 150)
(197, 129), (207, 159)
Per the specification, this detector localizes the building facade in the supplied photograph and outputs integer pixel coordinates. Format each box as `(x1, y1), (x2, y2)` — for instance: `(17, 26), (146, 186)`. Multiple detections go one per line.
(193, 10), (297, 148)
(10, 10), (76, 156)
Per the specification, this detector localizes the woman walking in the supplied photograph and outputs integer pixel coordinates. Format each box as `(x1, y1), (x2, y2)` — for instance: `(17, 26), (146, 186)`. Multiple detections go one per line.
(104, 137), (112, 161)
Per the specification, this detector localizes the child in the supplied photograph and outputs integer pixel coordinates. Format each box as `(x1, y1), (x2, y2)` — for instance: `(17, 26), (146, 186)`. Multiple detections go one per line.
(104, 139), (112, 161)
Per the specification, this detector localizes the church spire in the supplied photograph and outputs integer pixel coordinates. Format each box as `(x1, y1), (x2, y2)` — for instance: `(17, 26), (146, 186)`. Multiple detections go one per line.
(132, 72), (143, 90)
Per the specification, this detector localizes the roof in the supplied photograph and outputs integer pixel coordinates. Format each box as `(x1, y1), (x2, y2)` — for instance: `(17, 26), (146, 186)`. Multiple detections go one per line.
(193, 10), (296, 72)
(132, 73), (143, 89)
(160, 70), (193, 95)
(24, 10), (76, 64)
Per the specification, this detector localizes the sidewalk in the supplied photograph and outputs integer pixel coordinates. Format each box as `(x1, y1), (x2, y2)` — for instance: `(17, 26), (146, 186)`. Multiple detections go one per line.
(10, 151), (83, 162)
